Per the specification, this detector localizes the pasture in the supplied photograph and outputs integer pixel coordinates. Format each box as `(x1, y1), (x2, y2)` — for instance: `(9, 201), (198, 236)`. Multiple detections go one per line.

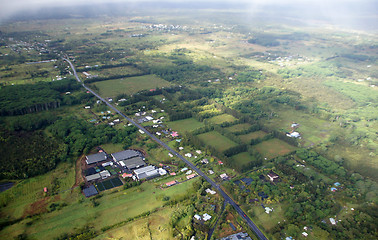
(93, 74), (172, 97)
(208, 114), (237, 125)
(197, 131), (238, 152)
(239, 131), (268, 144)
(1, 177), (200, 240)
(225, 123), (252, 133)
(93, 207), (175, 240)
(167, 118), (204, 133)
(252, 138), (297, 160)
(232, 152), (257, 165)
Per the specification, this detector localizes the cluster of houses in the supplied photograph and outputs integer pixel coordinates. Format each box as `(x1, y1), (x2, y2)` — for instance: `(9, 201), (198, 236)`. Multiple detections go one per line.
(84, 149), (167, 184)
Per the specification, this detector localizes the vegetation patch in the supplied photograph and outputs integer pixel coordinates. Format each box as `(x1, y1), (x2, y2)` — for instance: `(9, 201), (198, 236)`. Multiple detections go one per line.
(225, 123), (252, 133)
(167, 118), (204, 133)
(239, 131), (268, 144)
(197, 131), (238, 152)
(232, 152), (257, 165)
(207, 114), (237, 125)
(252, 138), (297, 159)
(93, 74), (172, 97)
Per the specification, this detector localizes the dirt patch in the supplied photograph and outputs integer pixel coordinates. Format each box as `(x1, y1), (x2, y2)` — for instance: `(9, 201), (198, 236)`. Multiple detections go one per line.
(218, 212), (241, 238)
(73, 155), (85, 188)
(23, 197), (50, 217)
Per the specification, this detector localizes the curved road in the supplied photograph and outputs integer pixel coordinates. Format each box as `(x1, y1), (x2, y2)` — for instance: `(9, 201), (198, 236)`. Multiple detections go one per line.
(64, 58), (268, 240)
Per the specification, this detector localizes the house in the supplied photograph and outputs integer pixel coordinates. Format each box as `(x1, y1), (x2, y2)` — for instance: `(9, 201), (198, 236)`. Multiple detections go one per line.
(267, 171), (280, 182)
(186, 173), (196, 180)
(171, 131), (179, 137)
(139, 129), (145, 134)
(85, 173), (101, 182)
(265, 207), (273, 214)
(158, 168), (167, 175)
(208, 170), (214, 174)
(165, 180), (177, 187)
(302, 232), (308, 237)
(145, 116), (154, 121)
(43, 187), (48, 193)
(179, 147), (184, 150)
(86, 152), (107, 165)
(181, 167), (188, 172)
(84, 106), (91, 109)
(134, 165), (160, 180)
(203, 213), (212, 221)
(170, 172), (176, 176)
(218, 160), (223, 165)
(220, 232), (252, 240)
(330, 218), (336, 225)
(120, 156), (146, 170)
(168, 153), (173, 157)
(194, 214), (201, 220)
(205, 188), (216, 195)
(287, 132), (300, 138)
(186, 170), (193, 175)
(331, 187), (337, 192)
(201, 159), (209, 164)
(334, 182), (341, 187)
(122, 173), (132, 178)
(111, 150), (141, 162)
(99, 170), (111, 179)
(196, 150), (202, 154)
(185, 153), (192, 158)
(220, 173), (229, 180)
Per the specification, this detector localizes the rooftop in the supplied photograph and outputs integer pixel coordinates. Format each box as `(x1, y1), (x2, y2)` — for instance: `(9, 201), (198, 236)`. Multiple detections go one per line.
(112, 150), (141, 161)
(86, 152), (107, 165)
(121, 156), (146, 170)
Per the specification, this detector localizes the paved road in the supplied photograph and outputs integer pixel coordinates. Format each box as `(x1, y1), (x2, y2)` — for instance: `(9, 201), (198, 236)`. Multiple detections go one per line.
(64, 58), (268, 240)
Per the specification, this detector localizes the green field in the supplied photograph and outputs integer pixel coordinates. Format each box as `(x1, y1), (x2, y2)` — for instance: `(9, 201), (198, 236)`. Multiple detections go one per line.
(225, 123), (252, 133)
(252, 138), (297, 160)
(93, 206), (175, 240)
(93, 74), (172, 97)
(1, 175), (200, 240)
(168, 118), (205, 133)
(208, 114), (237, 125)
(239, 131), (269, 144)
(89, 65), (143, 78)
(197, 131), (238, 152)
(232, 152), (257, 165)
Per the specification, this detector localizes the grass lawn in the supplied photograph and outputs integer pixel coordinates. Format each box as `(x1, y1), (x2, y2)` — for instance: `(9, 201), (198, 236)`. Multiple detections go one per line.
(167, 118), (204, 133)
(208, 114), (237, 125)
(93, 206), (176, 240)
(247, 203), (284, 232)
(1, 177), (200, 240)
(239, 131), (268, 144)
(232, 152), (257, 165)
(197, 131), (238, 152)
(252, 138), (297, 160)
(225, 123), (252, 133)
(100, 143), (124, 154)
(93, 74), (172, 97)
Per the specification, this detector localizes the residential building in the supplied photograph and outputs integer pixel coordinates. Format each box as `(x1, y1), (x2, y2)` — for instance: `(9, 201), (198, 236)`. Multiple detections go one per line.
(111, 150), (141, 162)
(86, 152), (107, 165)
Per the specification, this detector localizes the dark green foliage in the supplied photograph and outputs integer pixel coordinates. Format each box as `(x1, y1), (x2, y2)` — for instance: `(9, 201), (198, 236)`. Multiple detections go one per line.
(235, 70), (265, 82)
(7, 112), (57, 131)
(0, 79), (80, 116)
(0, 129), (65, 179)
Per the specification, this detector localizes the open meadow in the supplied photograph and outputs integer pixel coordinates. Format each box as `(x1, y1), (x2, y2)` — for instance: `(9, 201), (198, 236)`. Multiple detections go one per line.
(197, 131), (238, 152)
(167, 118), (205, 133)
(252, 138), (297, 160)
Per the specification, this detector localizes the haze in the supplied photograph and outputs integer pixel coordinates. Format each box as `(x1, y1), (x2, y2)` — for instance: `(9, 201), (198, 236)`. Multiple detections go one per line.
(1, 0), (377, 30)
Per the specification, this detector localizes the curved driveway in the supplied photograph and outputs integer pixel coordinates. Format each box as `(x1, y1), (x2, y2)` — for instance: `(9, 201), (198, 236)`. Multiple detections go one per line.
(64, 58), (268, 240)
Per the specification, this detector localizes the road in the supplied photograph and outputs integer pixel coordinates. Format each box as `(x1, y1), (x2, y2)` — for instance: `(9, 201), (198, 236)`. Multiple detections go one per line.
(64, 58), (268, 240)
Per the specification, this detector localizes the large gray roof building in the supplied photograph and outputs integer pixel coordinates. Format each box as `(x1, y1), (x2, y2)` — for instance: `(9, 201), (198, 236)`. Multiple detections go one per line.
(111, 150), (141, 162)
(86, 152), (107, 165)
(134, 165), (160, 180)
(85, 173), (101, 182)
(120, 157), (146, 170)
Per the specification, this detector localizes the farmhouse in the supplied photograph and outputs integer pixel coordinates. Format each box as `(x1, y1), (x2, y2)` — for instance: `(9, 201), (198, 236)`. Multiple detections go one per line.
(119, 156), (146, 170)
(134, 165), (160, 180)
(99, 170), (111, 179)
(86, 152), (107, 165)
(220, 173), (229, 180)
(267, 171), (280, 182)
(187, 173), (196, 180)
(205, 188), (216, 195)
(111, 150), (141, 162)
(203, 213), (212, 221)
(165, 180), (177, 187)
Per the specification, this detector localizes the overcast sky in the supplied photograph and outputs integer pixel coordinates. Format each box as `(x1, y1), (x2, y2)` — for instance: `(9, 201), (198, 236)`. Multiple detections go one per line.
(0, 0), (377, 29)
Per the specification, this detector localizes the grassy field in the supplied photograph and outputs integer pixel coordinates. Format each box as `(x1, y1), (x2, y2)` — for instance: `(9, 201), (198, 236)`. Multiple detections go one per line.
(232, 152), (257, 165)
(197, 131), (238, 152)
(167, 118), (204, 133)
(93, 74), (172, 97)
(1, 177), (199, 240)
(89, 65), (143, 78)
(225, 123), (252, 133)
(252, 138), (297, 160)
(100, 143), (124, 154)
(93, 206), (176, 240)
(239, 131), (268, 144)
(207, 114), (237, 125)
(247, 203), (285, 233)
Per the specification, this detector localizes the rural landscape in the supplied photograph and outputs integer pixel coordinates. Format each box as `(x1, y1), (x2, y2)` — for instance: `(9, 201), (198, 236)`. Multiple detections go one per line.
(0, 1), (377, 239)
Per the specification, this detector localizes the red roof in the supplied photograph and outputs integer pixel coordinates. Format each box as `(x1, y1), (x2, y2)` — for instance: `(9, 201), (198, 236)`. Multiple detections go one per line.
(186, 173), (196, 179)
(218, 160), (223, 165)
(122, 173), (132, 178)
(43, 187), (48, 193)
(170, 172), (176, 176)
(165, 180), (177, 186)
